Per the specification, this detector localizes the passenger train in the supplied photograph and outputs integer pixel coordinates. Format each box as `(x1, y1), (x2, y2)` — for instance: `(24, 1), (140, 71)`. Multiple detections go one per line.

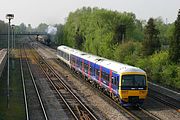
(57, 45), (148, 106)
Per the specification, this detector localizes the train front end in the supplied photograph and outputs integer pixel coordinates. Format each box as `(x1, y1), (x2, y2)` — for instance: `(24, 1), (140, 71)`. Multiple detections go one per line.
(119, 72), (148, 107)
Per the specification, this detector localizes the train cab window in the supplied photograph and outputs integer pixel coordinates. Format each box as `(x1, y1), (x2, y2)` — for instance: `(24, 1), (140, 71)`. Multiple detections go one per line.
(121, 75), (146, 87)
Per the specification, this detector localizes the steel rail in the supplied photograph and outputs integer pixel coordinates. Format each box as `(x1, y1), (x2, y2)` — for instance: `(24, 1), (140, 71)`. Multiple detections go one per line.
(55, 58), (162, 120)
(36, 59), (79, 120)
(23, 44), (48, 120)
(19, 46), (29, 120)
(29, 44), (98, 120)
(149, 88), (180, 111)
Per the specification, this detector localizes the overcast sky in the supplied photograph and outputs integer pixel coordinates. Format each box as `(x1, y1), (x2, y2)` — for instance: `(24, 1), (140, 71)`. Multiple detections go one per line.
(0, 0), (179, 27)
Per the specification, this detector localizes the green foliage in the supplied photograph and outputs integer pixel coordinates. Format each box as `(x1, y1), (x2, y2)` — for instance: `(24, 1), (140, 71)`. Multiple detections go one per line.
(136, 51), (169, 82)
(0, 20), (8, 33)
(55, 7), (180, 90)
(27, 24), (32, 32)
(35, 23), (48, 33)
(161, 64), (180, 89)
(113, 41), (142, 65)
(62, 7), (141, 51)
(131, 20), (145, 41)
(0, 20), (8, 48)
(149, 51), (169, 83)
(19, 23), (27, 32)
(169, 10), (180, 63)
(135, 51), (180, 89)
(136, 57), (151, 74)
(154, 17), (170, 46)
(143, 18), (161, 56)
(55, 24), (64, 44)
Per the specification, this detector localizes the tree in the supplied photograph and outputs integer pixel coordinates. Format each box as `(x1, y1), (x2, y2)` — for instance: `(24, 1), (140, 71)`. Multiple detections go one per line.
(19, 23), (27, 33)
(36, 23), (48, 33)
(169, 9), (180, 63)
(27, 24), (33, 32)
(143, 18), (161, 56)
(0, 20), (8, 48)
(55, 24), (64, 44)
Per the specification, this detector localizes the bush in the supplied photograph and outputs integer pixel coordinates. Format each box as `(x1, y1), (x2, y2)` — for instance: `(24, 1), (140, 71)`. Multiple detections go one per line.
(149, 51), (169, 83)
(161, 64), (180, 89)
(135, 58), (152, 79)
(113, 41), (142, 64)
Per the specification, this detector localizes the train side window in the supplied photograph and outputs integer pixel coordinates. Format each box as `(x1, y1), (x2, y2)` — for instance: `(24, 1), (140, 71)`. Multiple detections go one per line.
(64, 52), (66, 58)
(81, 61), (83, 68)
(112, 76), (119, 86)
(60, 50), (62, 57)
(84, 63), (88, 73)
(114, 77), (117, 85)
(65, 53), (67, 60)
(62, 52), (65, 58)
(90, 66), (94, 76)
(80, 61), (82, 68)
(61, 51), (63, 57)
(78, 59), (80, 67)
(66, 54), (68, 60)
(112, 76), (116, 85)
(102, 72), (105, 80)
(77, 58), (80, 67)
(102, 72), (109, 81)
(106, 74), (109, 81)
(58, 50), (60, 56)
(67, 54), (69, 61)
(95, 69), (99, 76)
(116, 76), (119, 86)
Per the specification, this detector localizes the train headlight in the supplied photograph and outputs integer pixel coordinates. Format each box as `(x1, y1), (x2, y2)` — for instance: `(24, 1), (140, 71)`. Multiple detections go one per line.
(121, 90), (128, 94)
(139, 91), (146, 94)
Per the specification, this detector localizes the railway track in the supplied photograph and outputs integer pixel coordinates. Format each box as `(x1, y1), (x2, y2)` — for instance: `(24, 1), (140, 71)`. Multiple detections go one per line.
(52, 57), (161, 120)
(148, 88), (180, 111)
(31, 41), (163, 119)
(19, 44), (48, 120)
(32, 41), (180, 119)
(28, 44), (98, 120)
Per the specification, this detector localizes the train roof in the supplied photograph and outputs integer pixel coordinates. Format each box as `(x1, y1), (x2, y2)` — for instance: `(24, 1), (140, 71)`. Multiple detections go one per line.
(80, 53), (145, 74)
(96, 59), (145, 74)
(57, 45), (82, 55)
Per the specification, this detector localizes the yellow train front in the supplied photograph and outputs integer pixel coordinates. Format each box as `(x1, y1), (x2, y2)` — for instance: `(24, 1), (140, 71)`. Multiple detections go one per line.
(118, 72), (148, 107)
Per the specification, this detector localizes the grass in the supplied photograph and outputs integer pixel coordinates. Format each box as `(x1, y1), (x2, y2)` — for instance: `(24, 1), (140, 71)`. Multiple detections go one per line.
(0, 55), (25, 120)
